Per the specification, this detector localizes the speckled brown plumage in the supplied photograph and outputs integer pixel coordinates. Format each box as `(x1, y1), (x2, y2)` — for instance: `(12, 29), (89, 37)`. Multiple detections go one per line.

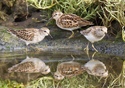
(8, 62), (37, 73)
(58, 63), (85, 77)
(55, 61), (85, 77)
(8, 57), (51, 74)
(49, 11), (93, 39)
(8, 28), (36, 41)
(7, 27), (52, 52)
(57, 13), (93, 28)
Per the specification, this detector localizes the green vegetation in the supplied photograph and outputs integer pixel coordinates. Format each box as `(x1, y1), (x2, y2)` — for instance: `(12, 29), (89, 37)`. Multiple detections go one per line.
(0, 67), (124, 88)
(122, 26), (125, 41)
(0, 0), (14, 21)
(27, 0), (58, 9)
(0, 79), (24, 88)
(0, 0), (125, 87)
(108, 60), (125, 88)
(26, 0), (125, 40)
(28, 0), (100, 26)
(0, 0), (125, 40)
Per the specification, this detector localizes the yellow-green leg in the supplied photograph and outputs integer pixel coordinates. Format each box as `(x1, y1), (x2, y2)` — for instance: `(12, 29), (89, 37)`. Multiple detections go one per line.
(68, 31), (74, 39)
(25, 47), (27, 52)
(71, 54), (75, 61)
(73, 30), (79, 36)
(92, 43), (98, 52)
(30, 45), (44, 51)
(92, 51), (97, 59)
(84, 42), (90, 59)
(84, 42), (89, 51)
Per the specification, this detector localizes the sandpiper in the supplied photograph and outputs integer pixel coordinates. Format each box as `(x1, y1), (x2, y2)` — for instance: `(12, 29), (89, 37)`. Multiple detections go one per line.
(80, 26), (108, 52)
(7, 27), (52, 52)
(8, 56), (50, 75)
(84, 59), (108, 77)
(54, 61), (85, 80)
(47, 11), (93, 39)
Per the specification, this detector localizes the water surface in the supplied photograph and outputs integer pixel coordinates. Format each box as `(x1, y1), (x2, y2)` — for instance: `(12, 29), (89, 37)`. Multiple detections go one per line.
(0, 50), (124, 87)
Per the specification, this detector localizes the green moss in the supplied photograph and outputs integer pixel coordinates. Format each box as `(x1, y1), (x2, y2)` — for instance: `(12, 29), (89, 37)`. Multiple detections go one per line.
(0, 79), (24, 88)
(26, 0), (125, 39)
(0, 71), (123, 88)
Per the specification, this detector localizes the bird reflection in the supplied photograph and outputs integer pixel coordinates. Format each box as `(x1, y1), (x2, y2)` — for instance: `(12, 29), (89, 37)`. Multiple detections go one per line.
(54, 61), (85, 80)
(84, 59), (108, 77)
(8, 56), (50, 75)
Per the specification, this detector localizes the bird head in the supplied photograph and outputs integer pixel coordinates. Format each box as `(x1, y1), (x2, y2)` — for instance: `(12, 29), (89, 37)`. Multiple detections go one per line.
(41, 65), (51, 75)
(54, 71), (64, 80)
(40, 27), (53, 38)
(52, 11), (63, 20)
(101, 26), (108, 34)
(94, 67), (108, 77)
(47, 11), (63, 22)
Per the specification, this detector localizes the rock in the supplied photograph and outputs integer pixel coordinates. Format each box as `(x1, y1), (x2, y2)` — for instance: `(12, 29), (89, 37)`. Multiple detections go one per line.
(0, 45), (3, 50)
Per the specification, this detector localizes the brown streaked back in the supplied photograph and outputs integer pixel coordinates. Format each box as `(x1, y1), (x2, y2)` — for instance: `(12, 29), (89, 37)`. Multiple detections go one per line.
(80, 27), (93, 35)
(58, 13), (93, 28)
(57, 62), (85, 77)
(8, 28), (35, 41)
(8, 62), (37, 73)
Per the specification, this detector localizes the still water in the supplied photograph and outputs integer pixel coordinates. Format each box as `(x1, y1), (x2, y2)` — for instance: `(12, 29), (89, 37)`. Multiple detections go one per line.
(0, 49), (124, 87)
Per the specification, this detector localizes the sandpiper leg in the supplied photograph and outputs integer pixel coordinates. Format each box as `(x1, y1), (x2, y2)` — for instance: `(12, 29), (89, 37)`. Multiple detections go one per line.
(30, 45), (44, 51)
(84, 42), (90, 59)
(25, 47), (27, 52)
(68, 31), (74, 39)
(73, 30), (79, 37)
(71, 54), (75, 61)
(92, 43), (98, 52)
(84, 42), (89, 51)
(92, 51), (97, 59)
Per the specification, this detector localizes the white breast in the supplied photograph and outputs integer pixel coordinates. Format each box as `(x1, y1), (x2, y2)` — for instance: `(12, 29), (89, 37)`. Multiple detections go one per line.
(84, 60), (106, 71)
(24, 33), (45, 45)
(33, 33), (45, 43)
(84, 32), (104, 42)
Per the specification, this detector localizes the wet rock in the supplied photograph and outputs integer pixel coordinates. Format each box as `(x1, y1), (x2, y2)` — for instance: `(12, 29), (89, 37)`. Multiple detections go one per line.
(0, 45), (3, 50)
(0, 25), (125, 57)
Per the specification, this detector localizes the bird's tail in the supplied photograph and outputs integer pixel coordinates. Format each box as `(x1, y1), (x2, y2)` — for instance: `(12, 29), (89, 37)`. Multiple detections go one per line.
(8, 66), (16, 73)
(7, 28), (17, 35)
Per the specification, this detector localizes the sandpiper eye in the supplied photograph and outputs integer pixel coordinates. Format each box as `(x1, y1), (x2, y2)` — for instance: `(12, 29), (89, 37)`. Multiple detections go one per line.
(55, 75), (58, 77)
(44, 31), (46, 32)
(45, 69), (47, 71)
(54, 14), (57, 16)
(100, 29), (103, 31)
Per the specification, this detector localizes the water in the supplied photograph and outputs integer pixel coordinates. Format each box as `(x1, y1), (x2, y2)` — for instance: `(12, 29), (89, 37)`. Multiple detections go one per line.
(0, 50), (124, 87)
